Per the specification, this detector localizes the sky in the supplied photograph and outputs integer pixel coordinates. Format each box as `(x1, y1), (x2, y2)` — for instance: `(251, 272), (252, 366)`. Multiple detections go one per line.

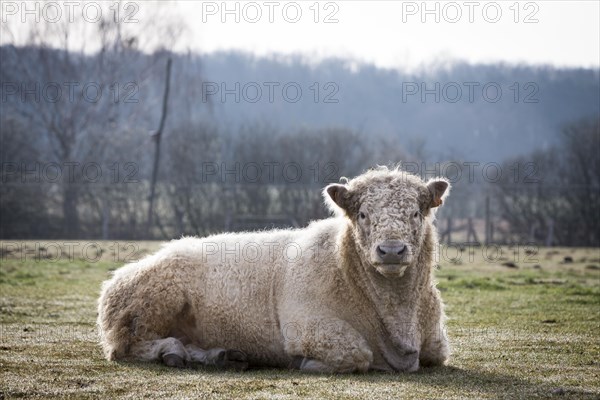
(1, 0), (599, 71)
(177, 0), (600, 71)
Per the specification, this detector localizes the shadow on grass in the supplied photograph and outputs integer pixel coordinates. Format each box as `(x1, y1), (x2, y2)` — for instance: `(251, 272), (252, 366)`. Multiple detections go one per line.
(117, 362), (597, 399)
(358, 365), (596, 398)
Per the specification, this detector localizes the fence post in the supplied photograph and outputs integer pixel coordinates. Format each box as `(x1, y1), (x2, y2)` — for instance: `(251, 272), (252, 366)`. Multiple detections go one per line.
(485, 196), (490, 245)
(224, 186), (233, 231)
(102, 196), (110, 240)
(545, 219), (554, 247)
(529, 224), (537, 243)
(467, 217), (480, 244)
(147, 57), (172, 231)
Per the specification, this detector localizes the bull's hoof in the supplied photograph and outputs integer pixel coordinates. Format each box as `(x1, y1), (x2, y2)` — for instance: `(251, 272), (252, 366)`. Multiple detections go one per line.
(162, 353), (186, 368)
(215, 349), (249, 371)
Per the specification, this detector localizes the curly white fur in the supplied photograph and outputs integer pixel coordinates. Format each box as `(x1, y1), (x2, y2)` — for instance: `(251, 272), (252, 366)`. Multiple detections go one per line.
(97, 167), (450, 372)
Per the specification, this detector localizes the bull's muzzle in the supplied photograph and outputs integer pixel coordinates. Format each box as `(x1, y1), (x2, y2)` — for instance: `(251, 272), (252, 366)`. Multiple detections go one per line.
(375, 240), (409, 265)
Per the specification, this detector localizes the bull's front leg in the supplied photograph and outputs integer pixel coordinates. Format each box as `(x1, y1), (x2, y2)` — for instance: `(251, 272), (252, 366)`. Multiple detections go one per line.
(280, 317), (373, 373)
(418, 289), (450, 367)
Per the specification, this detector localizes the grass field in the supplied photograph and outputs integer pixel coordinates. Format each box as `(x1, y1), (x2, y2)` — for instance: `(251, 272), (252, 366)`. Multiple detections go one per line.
(1, 241), (598, 399)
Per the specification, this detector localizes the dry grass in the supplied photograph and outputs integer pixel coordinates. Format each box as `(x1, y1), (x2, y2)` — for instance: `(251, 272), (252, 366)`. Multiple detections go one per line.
(1, 241), (599, 399)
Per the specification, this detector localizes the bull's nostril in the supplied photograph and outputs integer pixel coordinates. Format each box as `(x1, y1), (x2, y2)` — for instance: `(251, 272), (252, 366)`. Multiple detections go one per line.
(377, 242), (408, 262)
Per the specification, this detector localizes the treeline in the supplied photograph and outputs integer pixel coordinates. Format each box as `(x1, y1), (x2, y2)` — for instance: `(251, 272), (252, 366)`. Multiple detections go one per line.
(2, 114), (597, 246)
(0, 118), (407, 238)
(492, 119), (600, 247)
(1, 42), (598, 245)
(201, 52), (600, 162)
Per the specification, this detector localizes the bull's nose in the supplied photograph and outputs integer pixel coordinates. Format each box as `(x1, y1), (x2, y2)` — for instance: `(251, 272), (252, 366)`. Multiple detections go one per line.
(377, 242), (406, 256)
(376, 240), (407, 264)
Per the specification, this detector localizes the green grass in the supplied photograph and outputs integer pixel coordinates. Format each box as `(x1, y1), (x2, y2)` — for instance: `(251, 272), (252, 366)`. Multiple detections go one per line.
(1, 242), (599, 399)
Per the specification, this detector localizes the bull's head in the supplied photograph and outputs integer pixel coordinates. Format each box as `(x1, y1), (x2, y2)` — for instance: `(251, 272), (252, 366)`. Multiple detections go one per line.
(325, 168), (449, 277)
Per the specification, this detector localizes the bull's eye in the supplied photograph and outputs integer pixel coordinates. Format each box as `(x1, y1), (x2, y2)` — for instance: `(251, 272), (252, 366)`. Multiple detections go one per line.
(413, 211), (419, 218)
(359, 212), (366, 220)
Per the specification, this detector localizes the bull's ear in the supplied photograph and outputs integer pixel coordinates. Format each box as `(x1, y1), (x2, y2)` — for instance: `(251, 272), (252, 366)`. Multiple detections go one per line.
(324, 184), (351, 213)
(427, 179), (450, 208)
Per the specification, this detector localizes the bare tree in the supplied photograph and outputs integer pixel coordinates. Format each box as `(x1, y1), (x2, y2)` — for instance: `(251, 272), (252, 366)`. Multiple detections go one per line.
(491, 118), (599, 246)
(1, 2), (185, 238)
